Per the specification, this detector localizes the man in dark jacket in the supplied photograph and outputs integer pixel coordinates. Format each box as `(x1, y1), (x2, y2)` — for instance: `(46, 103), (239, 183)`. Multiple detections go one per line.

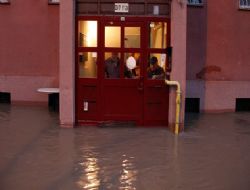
(147, 56), (165, 79)
(105, 52), (120, 78)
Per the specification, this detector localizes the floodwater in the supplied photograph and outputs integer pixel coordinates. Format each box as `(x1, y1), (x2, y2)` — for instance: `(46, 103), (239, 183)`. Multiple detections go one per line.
(0, 104), (250, 190)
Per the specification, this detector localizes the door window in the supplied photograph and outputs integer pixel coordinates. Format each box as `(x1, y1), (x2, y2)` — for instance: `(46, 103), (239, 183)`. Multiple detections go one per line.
(105, 26), (121, 47)
(78, 52), (97, 78)
(124, 53), (141, 79)
(147, 53), (166, 80)
(124, 27), (141, 48)
(78, 21), (97, 47)
(149, 22), (167, 49)
(104, 52), (121, 79)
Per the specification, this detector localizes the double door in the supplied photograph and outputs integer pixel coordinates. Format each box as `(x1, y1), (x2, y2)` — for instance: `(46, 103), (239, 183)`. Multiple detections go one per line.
(76, 17), (170, 126)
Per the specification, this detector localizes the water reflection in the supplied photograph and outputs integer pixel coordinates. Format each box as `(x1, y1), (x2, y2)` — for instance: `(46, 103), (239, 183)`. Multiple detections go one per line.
(77, 152), (100, 190)
(119, 154), (137, 190)
(76, 152), (138, 190)
(1, 106), (250, 190)
(0, 104), (11, 121)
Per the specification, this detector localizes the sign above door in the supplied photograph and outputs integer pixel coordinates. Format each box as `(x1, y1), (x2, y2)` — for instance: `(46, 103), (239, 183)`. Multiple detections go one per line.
(76, 0), (171, 17)
(115, 3), (129, 13)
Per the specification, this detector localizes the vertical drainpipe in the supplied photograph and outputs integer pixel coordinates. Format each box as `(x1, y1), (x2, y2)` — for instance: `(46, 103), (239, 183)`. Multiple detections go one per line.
(165, 80), (181, 135)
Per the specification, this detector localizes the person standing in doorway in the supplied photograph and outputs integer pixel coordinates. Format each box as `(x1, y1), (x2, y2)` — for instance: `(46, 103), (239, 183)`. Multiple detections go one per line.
(147, 56), (165, 79)
(105, 52), (120, 78)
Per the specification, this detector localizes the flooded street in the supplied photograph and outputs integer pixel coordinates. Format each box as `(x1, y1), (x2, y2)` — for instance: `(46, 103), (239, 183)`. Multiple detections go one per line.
(0, 104), (250, 190)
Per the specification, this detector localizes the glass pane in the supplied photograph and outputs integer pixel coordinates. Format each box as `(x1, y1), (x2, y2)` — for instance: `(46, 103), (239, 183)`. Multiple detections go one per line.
(78, 52), (97, 78)
(78, 21), (97, 47)
(105, 26), (121, 47)
(149, 22), (167, 49)
(147, 53), (166, 80)
(104, 52), (121, 79)
(124, 27), (141, 48)
(124, 53), (141, 79)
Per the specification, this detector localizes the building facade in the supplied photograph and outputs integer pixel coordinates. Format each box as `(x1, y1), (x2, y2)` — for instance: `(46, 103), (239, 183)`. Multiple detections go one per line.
(186, 0), (250, 112)
(1, 0), (249, 129)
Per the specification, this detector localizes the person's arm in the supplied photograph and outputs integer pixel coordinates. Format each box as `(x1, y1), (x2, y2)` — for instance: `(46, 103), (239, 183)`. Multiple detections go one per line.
(152, 67), (165, 79)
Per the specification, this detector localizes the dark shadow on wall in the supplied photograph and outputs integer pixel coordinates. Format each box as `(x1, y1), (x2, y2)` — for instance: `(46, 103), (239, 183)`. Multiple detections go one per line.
(186, 1), (208, 112)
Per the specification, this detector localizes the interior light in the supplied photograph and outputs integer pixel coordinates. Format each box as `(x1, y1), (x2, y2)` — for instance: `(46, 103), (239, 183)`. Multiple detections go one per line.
(153, 5), (159, 15)
(150, 23), (155, 28)
(86, 21), (97, 47)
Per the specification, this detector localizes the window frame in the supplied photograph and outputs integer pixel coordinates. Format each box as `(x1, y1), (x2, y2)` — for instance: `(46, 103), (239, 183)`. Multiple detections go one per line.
(48, 0), (60, 5)
(187, 0), (203, 6)
(0, 0), (10, 4)
(239, 0), (250, 10)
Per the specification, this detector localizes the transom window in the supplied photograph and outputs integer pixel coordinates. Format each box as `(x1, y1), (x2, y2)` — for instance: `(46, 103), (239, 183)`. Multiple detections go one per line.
(187, 0), (203, 6)
(239, 0), (250, 9)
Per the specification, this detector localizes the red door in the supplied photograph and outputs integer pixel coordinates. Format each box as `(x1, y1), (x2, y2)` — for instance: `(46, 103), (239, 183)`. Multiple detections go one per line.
(76, 17), (170, 126)
(100, 19), (145, 124)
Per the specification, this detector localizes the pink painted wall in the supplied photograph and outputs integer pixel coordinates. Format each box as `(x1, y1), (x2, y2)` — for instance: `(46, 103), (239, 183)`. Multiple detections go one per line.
(59, 0), (75, 127)
(206, 0), (250, 81)
(169, 0), (187, 130)
(187, 1), (250, 81)
(0, 0), (59, 103)
(186, 0), (250, 112)
(186, 3), (207, 80)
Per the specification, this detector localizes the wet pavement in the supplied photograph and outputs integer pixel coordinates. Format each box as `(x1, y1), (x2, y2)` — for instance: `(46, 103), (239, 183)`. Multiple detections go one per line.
(0, 104), (250, 190)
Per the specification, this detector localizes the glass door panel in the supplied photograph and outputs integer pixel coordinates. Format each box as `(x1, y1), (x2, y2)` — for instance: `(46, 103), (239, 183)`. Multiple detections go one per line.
(124, 27), (141, 48)
(124, 52), (141, 79)
(78, 21), (97, 47)
(149, 22), (167, 49)
(78, 52), (97, 78)
(104, 52), (121, 79)
(105, 26), (121, 47)
(147, 53), (167, 80)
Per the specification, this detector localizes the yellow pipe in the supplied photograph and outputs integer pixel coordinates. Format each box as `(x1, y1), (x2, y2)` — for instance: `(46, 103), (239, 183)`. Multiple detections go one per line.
(165, 80), (181, 135)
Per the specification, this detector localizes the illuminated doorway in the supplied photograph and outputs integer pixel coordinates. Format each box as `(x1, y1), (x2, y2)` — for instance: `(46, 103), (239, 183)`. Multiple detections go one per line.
(76, 17), (170, 126)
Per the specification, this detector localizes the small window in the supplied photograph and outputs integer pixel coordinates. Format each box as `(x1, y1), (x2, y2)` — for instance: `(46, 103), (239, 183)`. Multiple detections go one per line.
(239, 0), (250, 9)
(236, 98), (250, 112)
(187, 0), (203, 6)
(0, 92), (11, 104)
(48, 0), (59, 5)
(0, 0), (10, 4)
(185, 98), (200, 113)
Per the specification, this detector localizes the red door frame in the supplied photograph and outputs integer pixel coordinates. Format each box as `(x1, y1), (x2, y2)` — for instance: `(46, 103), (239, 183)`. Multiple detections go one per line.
(76, 16), (171, 126)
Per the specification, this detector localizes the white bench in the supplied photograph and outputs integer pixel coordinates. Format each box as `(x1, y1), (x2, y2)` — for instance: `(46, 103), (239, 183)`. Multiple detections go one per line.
(37, 88), (59, 111)
(37, 88), (59, 93)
